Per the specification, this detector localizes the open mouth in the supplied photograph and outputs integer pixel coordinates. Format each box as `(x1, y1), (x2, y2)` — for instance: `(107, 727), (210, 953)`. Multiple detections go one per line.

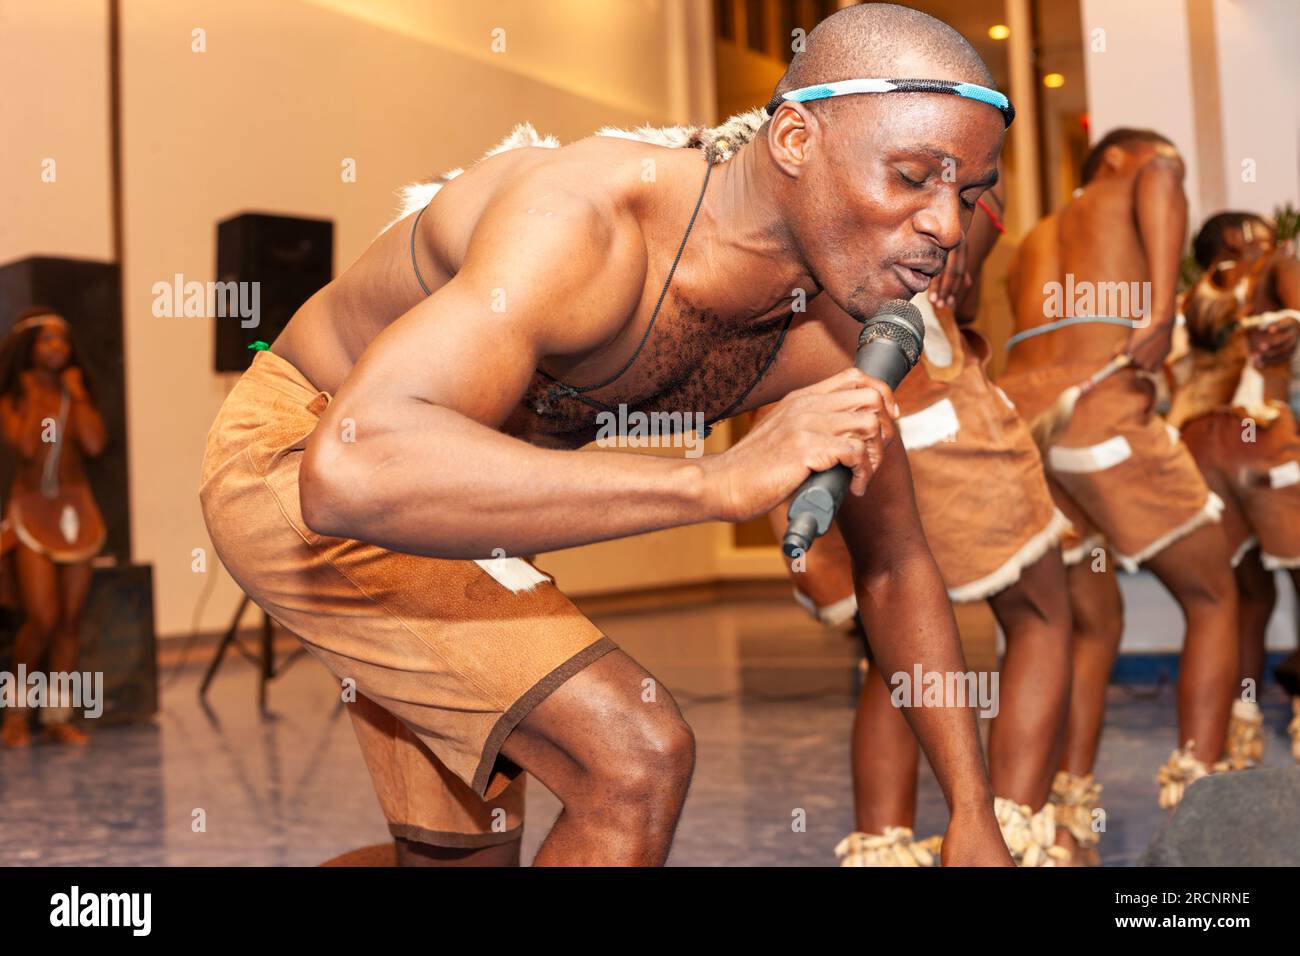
(892, 262), (937, 295)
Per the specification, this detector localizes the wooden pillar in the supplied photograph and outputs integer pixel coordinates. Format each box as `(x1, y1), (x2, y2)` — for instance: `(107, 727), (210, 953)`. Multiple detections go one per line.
(1005, 0), (1043, 234)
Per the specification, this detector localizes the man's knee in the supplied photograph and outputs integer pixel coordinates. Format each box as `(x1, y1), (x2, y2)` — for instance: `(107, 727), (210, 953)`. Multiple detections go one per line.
(999, 552), (1071, 632)
(1068, 564), (1122, 643)
(600, 709), (695, 801)
(1172, 560), (1237, 614)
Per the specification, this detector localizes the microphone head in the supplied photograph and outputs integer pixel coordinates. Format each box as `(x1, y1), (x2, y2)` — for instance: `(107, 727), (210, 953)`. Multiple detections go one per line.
(858, 299), (925, 366)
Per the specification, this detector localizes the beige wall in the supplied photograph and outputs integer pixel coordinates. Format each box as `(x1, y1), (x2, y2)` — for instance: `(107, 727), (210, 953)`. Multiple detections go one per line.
(115, 0), (721, 635)
(0, 0), (113, 263)
(1079, 0), (1299, 226)
(1079, 0), (1205, 223)
(1213, 0), (1300, 214)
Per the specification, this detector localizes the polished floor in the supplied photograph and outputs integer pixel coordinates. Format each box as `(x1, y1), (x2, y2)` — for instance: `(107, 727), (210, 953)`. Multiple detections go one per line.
(1, 597), (1296, 867)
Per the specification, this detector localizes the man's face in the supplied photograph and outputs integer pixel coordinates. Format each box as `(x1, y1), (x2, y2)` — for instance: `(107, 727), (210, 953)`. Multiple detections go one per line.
(781, 93), (1003, 321)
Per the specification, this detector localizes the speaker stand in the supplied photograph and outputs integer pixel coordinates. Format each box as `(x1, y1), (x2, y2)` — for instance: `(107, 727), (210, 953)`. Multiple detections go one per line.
(198, 593), (306, 713)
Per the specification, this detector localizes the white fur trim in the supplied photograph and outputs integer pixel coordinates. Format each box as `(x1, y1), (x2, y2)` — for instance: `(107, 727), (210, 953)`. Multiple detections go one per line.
(1230, 535), (1259, 568)
(913, 294), (952, 368)
(1261, 551), (1300, 571)
(898, 398), (959, 451)
(1062, 533), (1106, 567)
(597, 122), (699, 150)
(792, 587), (858, 627)
(1112, 493), (1225, 573)
(946, 509), (1073, 603)
(1269, 460), (1300, 489)
(1232, 698), (1261, 721)
(385, 110), (770, 237)
(994, 386), (1016, 410)
(474, 557), (551, 593)
(597, 108), (769, 164)
(1048, 435), (1132, 474)
(1231, 363), (1269, 417)
(386, 122), (561, 231)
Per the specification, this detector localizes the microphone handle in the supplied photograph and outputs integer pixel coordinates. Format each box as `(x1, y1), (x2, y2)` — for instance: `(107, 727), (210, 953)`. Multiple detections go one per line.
(781, 340), (913, 557)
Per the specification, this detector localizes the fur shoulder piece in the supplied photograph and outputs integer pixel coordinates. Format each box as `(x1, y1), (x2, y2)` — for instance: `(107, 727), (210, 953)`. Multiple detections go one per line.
(389, 122), (561, 227)
(386, 109), (768, 231)
(596, 107), (768, 163)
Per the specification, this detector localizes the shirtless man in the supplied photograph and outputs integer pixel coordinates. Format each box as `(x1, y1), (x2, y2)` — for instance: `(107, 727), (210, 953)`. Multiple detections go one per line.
(1169, 212), (1300, 764)
(765, 180), (1075, 866)
(198, 4), (1016, 865)
(1000, 128), (1239, 822)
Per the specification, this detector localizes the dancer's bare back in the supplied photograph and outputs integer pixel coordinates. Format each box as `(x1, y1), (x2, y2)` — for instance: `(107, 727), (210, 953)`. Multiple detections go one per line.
(1007, 141), (1187, 373)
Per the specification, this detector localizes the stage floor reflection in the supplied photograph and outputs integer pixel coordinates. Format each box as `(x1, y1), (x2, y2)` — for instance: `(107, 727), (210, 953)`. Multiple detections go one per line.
(0, 598), (1294, 867)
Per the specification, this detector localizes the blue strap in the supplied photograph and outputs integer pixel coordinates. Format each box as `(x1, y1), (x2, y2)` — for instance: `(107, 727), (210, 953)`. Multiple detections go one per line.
(1005, 316), (1138, 351)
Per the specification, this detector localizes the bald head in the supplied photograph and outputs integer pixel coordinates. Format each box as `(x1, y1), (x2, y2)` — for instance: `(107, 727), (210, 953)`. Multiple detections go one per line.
(754, 4), (1006, 325)
(774, 2), (995, 100)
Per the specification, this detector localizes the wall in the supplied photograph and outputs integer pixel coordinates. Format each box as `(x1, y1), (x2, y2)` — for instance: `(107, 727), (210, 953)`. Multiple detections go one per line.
(1212, 0), (1300, 214)
(0, 0), (113, 263)
(1078, 0), (1205, 223)
(1079, 0), (1299, 226)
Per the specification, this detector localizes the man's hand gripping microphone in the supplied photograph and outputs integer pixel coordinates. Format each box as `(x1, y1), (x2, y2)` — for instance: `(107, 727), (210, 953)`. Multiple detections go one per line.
(781, 299), (925, 557)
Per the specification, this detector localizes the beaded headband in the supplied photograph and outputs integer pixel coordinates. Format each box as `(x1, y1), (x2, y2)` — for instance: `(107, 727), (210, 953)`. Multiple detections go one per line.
(766, 78), (1015, 128)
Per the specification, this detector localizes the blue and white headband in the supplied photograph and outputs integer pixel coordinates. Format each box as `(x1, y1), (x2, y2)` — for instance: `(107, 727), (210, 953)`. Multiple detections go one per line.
(766, 78), (1015, 128)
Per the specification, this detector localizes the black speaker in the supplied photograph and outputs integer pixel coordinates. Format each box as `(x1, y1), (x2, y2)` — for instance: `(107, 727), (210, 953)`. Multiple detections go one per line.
(0, 563), (156, 726)
(76, 563), (158, 725)
(214, 212), (333, 372)
(0, 256), (130, 562)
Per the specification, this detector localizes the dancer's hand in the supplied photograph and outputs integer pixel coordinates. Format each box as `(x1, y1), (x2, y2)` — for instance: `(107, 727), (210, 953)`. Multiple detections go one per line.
(1247, 315), (1298, 367)
(61, 366), (88, 400)
(941, 807), (1015, 867)
(928, 240), (969, 310)
(702, 368), (899, 524)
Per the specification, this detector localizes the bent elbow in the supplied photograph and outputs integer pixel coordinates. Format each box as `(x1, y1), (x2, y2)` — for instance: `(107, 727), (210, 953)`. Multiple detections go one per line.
(299, 438), (360, 538)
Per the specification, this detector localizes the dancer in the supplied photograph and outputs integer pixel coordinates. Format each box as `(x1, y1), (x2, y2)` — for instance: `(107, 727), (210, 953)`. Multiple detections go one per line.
(1168, 211), (1300, 765)
(999, 128), (1239, 816)
(766, 180), (1076, 866)
(0, 309), (108, 748)
(199, 4), (1017, 865)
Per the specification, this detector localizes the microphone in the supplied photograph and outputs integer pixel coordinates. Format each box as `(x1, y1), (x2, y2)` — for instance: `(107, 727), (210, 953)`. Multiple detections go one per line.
(781, 299), (925, 557)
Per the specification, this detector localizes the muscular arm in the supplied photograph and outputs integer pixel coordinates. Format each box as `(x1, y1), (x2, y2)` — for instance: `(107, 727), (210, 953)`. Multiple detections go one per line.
(1129, 153), (1188, 369)
(301, 194), (724, 558)
(836, 432), (994, 815)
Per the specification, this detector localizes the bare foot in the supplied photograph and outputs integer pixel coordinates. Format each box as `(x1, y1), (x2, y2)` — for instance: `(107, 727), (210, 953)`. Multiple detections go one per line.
(46, 722), (90, 746)
(2, 713), (32, 748)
